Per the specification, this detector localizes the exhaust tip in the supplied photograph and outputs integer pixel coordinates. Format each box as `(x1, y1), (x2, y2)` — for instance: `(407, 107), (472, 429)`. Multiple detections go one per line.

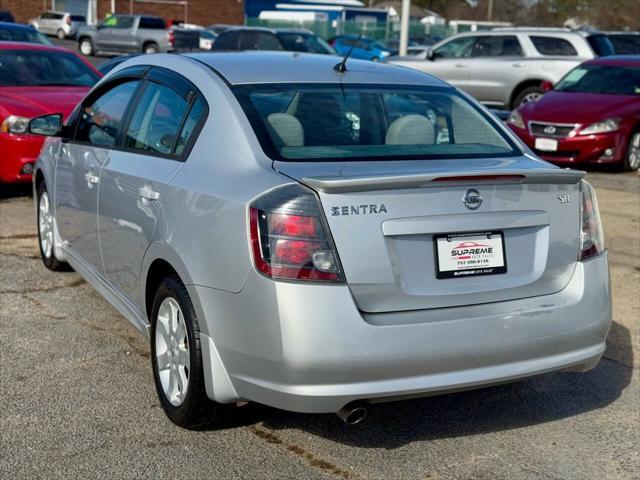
(336, 403), (367, 425)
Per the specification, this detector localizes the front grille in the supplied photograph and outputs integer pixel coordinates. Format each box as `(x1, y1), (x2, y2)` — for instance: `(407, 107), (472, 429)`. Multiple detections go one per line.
(530, 122), (575, 138)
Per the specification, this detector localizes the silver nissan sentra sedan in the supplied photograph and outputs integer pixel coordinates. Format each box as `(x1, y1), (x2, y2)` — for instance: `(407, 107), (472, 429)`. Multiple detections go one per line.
(30, 51), (611, 428)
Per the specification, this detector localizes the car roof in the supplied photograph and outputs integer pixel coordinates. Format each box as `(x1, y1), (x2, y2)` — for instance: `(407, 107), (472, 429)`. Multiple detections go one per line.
(219, 26), (313, 35)
(0, 41), (69, 52)
(184, 51), (448, 86)
(585, 54), (640, 67)
(0, 21), (36, 30)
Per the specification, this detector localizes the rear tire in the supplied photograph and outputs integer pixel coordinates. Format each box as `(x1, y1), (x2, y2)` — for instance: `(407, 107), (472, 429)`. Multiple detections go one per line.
(37, 182), (70, 272)
(143, 42), (160, 54)
(79, 37), (94, 56)
(512, 86), (544, 109)
(623, 130), (640, 172)
(56, 29), (66, 40)
(150, 275), (220, 429)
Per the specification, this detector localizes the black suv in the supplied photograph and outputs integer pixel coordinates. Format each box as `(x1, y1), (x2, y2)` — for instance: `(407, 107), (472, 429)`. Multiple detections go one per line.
(213, 27), (335, 55)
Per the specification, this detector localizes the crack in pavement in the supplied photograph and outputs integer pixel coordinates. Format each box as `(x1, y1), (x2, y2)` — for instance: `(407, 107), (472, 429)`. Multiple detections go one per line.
(249, 425), (360, 479)
(0, 278), (85, 295)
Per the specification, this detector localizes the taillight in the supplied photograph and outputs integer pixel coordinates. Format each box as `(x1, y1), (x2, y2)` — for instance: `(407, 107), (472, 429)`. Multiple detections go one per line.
(579, 180), (605, 260)
(249, 184), (343, 282)
(66, 16), (71, 25)
(168, 30), (175, 46)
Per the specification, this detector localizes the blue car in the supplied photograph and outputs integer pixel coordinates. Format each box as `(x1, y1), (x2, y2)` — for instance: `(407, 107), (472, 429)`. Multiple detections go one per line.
(329, 34), (391, 61)
(0, 22), (53, 45)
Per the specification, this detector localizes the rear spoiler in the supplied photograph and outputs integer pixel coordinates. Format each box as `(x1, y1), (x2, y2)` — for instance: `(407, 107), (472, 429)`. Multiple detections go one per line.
(302, 169), (585, 194)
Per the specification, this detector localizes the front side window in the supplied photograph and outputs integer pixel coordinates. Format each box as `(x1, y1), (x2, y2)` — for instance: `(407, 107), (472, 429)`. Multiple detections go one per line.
(76, 81), (139, 146)
(234, 84), (518, 162)
(103, 15), (134, 29)
(530, 36), (578, 56)
(434, 37), (475, 59)
(474, 36), (523, 57)
(555, 65), (640, 95)
(124, 81), (190, 155)
(0, 50), (99, 86)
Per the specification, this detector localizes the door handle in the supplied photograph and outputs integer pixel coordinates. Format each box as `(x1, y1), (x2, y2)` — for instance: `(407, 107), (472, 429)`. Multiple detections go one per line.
(454, 63), (467, 68)
(84, 172), (99, 187)
(512, 62), (526, 68)
(138, 187), (160, 201)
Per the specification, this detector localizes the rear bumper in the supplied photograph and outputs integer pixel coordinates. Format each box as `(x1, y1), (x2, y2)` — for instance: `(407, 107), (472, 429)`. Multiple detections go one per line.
(0, 133), (43, 184)
(196, 253), (611, 413)
(510, 126), (628, 166)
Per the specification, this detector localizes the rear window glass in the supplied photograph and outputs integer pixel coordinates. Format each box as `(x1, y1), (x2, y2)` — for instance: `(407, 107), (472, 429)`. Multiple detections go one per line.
(139, 16), (166, 29)
(234, 84), (519, 162)
(530, 36), (578, 56)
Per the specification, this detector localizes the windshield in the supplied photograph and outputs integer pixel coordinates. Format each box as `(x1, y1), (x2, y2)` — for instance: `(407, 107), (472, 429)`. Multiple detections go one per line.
(0, 27), (53, 46)
(555, 64), (640, 95)
(278, 33), (334, 54)
(234, 84), (519, 162)
(0, 50), (99, 87)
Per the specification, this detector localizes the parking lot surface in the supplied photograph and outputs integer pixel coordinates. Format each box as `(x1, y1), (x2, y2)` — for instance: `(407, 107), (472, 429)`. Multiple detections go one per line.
(0, 171), (638, 480)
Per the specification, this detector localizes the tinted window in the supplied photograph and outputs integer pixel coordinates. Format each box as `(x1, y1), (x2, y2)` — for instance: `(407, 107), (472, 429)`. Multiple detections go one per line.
(555, 65), (640, 95)
(213, 31), (240, 50)
(586, 35), (615, 56)
(474, 35), (522, 57)
(71, 15), (86, 22)
(530, 36), (578, 56)
(76, 81), (139, 146)
(175, 97), (205, 156)
(41, 13), (54, 19)
(434, 37), (475, 58)
(0, 27), (54, 45)
(139, 16), (166, 29)
(234, 84), (517, 162)
(124, 82), (189, 155)
(608, 34), (640, 54)
(0, 50), (99, 87)
(278, 33), (334, 54)
(239, 32), (283, 50)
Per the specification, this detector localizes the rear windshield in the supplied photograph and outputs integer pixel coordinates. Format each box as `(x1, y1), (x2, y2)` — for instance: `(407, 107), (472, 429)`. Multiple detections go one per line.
(0, 50), (99, 87)
(0, 27), (53, 45)
(555, 64), (640, 95)
(234, 84), (519, 162)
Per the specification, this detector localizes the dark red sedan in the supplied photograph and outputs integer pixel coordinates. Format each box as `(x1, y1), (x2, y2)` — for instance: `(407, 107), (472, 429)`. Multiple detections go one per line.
(0, 42), (101, 185)
(508, 56), (640, 171)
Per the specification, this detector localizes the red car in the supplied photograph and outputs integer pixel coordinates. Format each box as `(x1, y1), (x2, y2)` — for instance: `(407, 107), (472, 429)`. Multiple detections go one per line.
(507, 56), (640, 171)
(0, 42), (101, 185)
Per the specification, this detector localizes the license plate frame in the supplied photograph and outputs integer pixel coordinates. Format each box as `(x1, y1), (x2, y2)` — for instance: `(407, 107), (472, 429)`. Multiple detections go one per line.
(434, 231), (507, 279)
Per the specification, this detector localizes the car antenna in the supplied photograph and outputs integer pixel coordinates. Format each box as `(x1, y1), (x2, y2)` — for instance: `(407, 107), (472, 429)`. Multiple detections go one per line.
(333, 34), (361, 73)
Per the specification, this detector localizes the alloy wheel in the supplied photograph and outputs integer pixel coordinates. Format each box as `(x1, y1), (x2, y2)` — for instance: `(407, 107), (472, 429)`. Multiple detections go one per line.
(80, 40), (92, 55)
(155, 297), (190, 406)
(628, 133), (640, 170)
(38, 191), (54, 259)
(521, 92), (541, 104)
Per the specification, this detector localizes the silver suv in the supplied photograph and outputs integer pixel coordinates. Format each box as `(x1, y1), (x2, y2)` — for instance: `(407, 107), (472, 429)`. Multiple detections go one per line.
(390, 28), (614, 109)
(30, 11), (86, 39)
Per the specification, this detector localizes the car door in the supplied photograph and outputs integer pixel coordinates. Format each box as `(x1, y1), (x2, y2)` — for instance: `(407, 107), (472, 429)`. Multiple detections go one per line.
(109, 16), (137, 52)
(54, 78), (142, 272)
(468, 35), (525, 106)
(98, 68), (206, 306)
(424, 36), (475, 90)
(95, 15), (131, 51)
(38, 13), (54, 34)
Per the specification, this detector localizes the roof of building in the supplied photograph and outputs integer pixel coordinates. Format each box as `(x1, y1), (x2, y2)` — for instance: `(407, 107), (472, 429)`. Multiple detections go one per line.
(185, 51), (447, 86)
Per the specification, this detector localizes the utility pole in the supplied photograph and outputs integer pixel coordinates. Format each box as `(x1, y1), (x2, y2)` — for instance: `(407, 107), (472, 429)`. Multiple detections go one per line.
(399, 0), (410, 56)
(487, 0), (494, 21)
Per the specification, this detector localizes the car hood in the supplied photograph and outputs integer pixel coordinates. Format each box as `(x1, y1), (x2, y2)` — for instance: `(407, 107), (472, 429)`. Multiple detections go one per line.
(521, 91), (637, 124)
(0, 86), (89, 119)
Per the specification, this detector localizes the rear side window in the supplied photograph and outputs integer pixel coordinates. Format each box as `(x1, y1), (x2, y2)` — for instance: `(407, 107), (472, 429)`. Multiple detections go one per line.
(76, 81), (139, 146)
(124, 82), (189, 155)
(609, 34), (640, 54)
(139, 16), (166, 29)
(434, 36), (475, 59)
(530, 36), (578, 56)
(239, 32), (283, 51)
(213, 31), (240, 50)
(175, 97), (205, 156)
(71, 15), (86, 22)
(474, 36), (523, 57)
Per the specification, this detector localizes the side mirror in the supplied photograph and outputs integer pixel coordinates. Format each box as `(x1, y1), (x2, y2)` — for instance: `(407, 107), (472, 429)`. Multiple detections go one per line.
(29, 114), (63, 137)
(426, 47), (435, 60)
(541, 80), (553, 92)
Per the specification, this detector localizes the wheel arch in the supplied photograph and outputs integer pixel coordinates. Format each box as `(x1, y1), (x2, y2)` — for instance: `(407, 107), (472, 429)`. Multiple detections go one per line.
(509, 78), (547, 109)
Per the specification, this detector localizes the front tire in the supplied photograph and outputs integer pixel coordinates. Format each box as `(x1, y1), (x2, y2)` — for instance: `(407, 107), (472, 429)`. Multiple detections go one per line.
(623, 130), (640, 172)
(150, 275), (219, 429)
(79, 38), (94, 56)
(37, 182), (69, 271)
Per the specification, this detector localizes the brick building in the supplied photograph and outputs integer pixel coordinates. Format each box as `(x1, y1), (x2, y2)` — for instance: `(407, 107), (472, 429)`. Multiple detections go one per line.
(0, 0), (244, 26)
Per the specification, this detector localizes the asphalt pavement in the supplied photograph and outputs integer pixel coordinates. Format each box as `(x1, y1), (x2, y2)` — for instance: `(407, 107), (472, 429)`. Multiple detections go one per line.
(0, 171), (638, 479)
